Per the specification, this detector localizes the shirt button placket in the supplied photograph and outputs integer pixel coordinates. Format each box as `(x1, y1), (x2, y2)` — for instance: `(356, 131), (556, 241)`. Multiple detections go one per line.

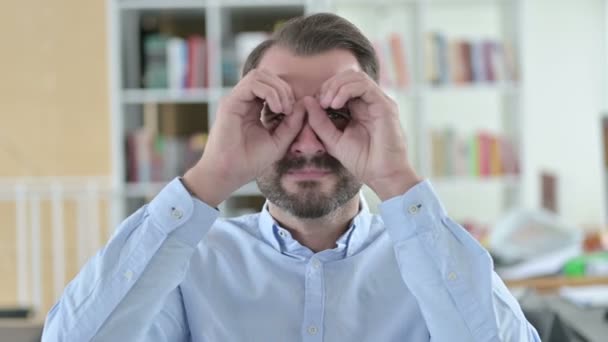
(303, 257), (324, 341)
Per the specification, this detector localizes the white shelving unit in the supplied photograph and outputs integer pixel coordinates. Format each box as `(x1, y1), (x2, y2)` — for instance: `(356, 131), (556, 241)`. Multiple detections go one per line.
(107, 0), (524, 226)
(333, 0), (524, 223)
(108, 0), (322, 223)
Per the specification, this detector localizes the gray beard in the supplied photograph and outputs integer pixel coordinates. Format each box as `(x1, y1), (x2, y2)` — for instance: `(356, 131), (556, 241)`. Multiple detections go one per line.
(256, 154), (361, 219)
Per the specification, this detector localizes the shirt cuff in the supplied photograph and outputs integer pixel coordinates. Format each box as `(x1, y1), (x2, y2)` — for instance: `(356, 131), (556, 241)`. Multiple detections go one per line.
(148, 177), (220, 247)
(378, 179), (448, 243)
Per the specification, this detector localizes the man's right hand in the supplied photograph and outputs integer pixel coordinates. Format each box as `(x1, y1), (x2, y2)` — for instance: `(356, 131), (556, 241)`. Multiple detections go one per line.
(183, 69), (304, 207)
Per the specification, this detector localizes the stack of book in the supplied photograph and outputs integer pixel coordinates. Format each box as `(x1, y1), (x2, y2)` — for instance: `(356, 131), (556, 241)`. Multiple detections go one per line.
(425, 32), (517, 86)
(430, 128), (519, 178)
(142, 34), (208, 89)
(125, 130), (207, 183)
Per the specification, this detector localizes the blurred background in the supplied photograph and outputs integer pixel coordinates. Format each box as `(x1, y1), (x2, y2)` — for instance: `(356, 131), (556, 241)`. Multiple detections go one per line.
(1, 0), (608, 340)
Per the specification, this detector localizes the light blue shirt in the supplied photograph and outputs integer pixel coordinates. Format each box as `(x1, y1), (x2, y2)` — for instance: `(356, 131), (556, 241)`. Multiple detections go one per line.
(43, 178), (540, 341)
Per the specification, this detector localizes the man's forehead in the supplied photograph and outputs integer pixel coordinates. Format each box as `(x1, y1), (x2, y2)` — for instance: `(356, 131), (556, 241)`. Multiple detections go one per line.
(256, 45), (361, 98)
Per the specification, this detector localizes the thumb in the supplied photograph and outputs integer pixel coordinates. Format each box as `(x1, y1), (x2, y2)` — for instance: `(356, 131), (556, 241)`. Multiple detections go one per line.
(304, 96), (342, 153)
(272, 100), (305, 148)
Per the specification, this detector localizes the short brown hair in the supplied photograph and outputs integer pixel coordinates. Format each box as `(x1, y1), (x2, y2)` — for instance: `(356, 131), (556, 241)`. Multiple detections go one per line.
(242, 13), (379, 82)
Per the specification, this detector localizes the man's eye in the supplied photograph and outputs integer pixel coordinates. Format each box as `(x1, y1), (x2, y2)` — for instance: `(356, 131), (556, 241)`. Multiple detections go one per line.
(326, 108), (350, 130)
(260, 102), (286, 131)
(326, 108), (350, 121)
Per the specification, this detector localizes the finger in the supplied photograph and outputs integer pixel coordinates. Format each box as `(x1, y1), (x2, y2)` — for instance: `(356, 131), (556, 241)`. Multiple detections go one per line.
(329, 81), (379, 109)
(272, 100), (305, 147)
(250, 80), (283, 114)
(230, 73), (281, 114)
(320, 70), (367, 108)
(303, 97), (342, 153)
(260, 103), (283, 130)
(348, 98), (368, 120)
(320, 70), (362, 98)
(235, 69), (294, 115)
(255, 69), (295, 114)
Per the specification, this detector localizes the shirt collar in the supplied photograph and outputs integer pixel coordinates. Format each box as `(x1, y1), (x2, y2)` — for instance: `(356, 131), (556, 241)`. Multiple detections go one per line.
(258, 191), (372, 261)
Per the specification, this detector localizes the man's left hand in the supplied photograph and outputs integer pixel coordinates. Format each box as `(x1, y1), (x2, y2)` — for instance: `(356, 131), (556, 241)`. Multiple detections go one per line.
(306, 70), (422, 200)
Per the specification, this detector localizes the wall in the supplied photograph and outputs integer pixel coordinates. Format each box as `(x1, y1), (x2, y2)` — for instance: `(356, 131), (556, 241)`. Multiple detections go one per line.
(521, 0), (607, 227)
(0, 0), (110, 317)
(0, 0), (110, 177)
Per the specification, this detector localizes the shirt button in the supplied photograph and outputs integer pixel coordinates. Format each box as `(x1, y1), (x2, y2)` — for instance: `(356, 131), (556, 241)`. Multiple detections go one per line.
(408, 204), (421, 214)
(312, 259), (321, 269)
(447, 272), (458, 281)
(307, 325), (318, 335)
(278, 229), (287, 238)
(171, 207), (183, 219)
(124, 270), (133, 281)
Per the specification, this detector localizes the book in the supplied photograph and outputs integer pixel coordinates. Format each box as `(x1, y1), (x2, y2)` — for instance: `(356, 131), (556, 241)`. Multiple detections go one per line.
(469, 135), (480, 176)
(424, 32), (517, 86)
(444, 127), (456, 176)
(449, 40), (466, 84)
(541, 172), (558, 213)
(143, 34), (169, 88)
(477, 131), (492, 177)
(470, 41), (486, 82)
(382, 39), (396, 87)
(133, 129), (153, 182)
(503, 41), (518, 81)
(125, 130), (208, 183)
(482, 40), (496, 82)
(460, 41), (473, 83)
(425, 32), (439, 84)
(167, 37), (188, 90)
(453, 135), (469, 176)
(431, 129), (446, 176)
(429, 128), (520, 178)
(435, 32), (450, 85)
(389, 33), (409, 88)
(500, 138), (519, 174)
(490, 135), (503, 175)
(186, 35), (207, 88)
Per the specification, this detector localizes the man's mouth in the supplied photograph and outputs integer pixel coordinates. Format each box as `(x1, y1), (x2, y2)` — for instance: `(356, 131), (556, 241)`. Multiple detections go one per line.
(285, 168), (331, 179)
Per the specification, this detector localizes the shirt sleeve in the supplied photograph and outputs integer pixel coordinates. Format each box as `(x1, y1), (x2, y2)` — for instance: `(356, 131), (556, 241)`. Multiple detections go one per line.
(42, 178), (219, 342)
(379, 179), (540, 342)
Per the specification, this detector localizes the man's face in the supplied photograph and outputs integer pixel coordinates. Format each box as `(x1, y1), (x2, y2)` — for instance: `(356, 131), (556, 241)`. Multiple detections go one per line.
(255, 46), (363, 219)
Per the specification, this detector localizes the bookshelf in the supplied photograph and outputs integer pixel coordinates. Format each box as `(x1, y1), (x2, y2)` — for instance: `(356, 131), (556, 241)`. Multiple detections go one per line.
(108, 0), (316, 221)
(108, 0), (523, 225)
(332, 0), (523, 225)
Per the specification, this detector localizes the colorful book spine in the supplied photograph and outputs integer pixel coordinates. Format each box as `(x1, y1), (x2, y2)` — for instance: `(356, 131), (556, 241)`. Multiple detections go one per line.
(425, 32), (516, 86)
(167, 37), (188, 90)
(469, 135), (480, 176)
(389, 33), (409, 88)
(429, 129), (519, 178)
(126, 130), (208, 183)
(143, 34), (169, 88)
(477, 132), (492, 177)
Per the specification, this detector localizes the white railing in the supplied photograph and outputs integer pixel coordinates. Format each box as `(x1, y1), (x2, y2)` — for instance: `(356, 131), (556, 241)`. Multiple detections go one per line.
(0, 177), (117, 316)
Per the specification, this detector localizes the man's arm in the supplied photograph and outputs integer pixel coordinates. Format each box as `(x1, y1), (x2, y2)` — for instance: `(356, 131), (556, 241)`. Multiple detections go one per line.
(42, 178), (219, 341)
(379, 179), (540, 342)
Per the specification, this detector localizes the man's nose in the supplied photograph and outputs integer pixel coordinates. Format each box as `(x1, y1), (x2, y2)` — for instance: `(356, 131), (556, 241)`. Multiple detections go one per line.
(289, 117), (326, 156)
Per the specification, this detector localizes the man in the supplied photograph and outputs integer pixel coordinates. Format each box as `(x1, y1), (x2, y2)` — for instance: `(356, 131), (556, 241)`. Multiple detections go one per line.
(43, 13), (539, 341)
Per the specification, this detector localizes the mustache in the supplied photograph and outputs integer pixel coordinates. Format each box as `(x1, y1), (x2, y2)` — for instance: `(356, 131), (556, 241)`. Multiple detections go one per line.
(276, 154), (344, 175)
